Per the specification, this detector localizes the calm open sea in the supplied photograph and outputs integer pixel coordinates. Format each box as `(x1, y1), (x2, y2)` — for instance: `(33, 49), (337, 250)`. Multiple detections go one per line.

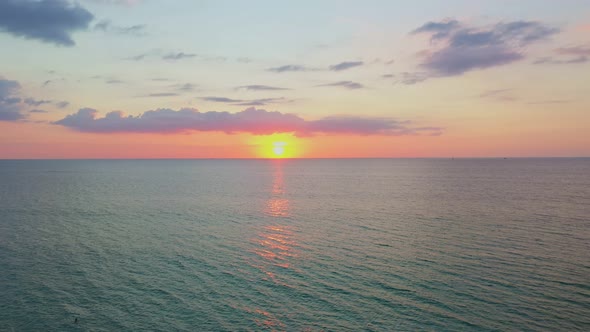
(0, 159), (588, 331)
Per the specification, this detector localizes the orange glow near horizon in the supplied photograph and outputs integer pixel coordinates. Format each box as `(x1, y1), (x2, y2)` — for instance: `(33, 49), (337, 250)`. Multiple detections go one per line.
(251, 134), (301, 159)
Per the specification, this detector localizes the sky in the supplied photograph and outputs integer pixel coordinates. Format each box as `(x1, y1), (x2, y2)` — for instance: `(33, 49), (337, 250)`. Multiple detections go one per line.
(0, 0), (589, 158)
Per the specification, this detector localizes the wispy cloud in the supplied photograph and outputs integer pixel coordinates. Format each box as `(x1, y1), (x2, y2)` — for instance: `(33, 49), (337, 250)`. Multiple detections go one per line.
(24, 98), (52, 106)
(533, 56), (588, 65)
(201, 96), (289, 106)
(533, 45), (590, 65)
(162, 52), (197, 61)
(175, 83), (197, 92)
(56, 101), (70, 109)
(0, 0), (94, 46)
(236, 85), (289, 91)
(54, 107), (443, 137)
(94, 19), (147, 36)
(397, 72), (430, 85)
(267, 65), (311, 73)
(479, 89), (518, 102)
(329, 61), (364, 71)
(146, 93), (180, 97)
(316, 81), (364, 89)
(106, 79), (125, 84)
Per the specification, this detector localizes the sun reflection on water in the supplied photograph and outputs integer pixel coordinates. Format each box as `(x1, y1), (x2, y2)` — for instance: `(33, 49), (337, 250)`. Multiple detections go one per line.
(246, 162), (301, 328)
(251, 162), (300, 281)
(264, 162), (289, 217)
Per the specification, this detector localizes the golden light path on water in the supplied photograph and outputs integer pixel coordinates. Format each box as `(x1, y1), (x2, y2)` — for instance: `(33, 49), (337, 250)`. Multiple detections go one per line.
(249, 161), (300, 330)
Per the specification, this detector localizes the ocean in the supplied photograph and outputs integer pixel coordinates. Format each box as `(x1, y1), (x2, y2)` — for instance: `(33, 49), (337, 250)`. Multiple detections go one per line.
(0, 159), (588, 331)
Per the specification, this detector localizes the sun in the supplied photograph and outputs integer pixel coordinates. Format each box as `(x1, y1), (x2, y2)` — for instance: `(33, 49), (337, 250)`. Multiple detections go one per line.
(251, 134), (301, 158)
(272, 141), (287, 157)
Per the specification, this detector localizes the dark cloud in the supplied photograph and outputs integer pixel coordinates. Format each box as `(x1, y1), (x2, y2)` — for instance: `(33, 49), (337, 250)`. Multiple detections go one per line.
(0, 78), (25, 121)
(236, 85), (289, 91)
(106, 79), (124, 84)
(411, 19), (559, 77)
(382, 74), (395, 78)
(411, 19), (460, 41)
(267, 65), (310, 73)
(24, 97), (52, 106)
(54, 107), (442, 137)
(329, 61), (364, 71)
(0, 0), (94, 46)
(422, 45), (524, 76)
(317, 81), (364, 89)
(162, 52), (197, 61)
(29, 109), (48, 113)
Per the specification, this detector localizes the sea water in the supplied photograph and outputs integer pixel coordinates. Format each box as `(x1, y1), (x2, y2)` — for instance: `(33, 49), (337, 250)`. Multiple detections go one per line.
(1, 159), (588, 331)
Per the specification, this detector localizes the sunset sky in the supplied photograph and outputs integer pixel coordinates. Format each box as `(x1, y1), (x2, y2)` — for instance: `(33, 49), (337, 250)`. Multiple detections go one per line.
(1, 0), (589, 158)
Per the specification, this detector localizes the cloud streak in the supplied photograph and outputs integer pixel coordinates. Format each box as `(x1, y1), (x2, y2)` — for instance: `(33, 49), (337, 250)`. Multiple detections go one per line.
(54, 107), (442, 137)
(329, 61), (364, 71)
(201, 96), (290, 106)
(94, 19), (146, 36)
(236, 85), (289, 91)
(162, 52), (197, 61)
(316, 81), (364, 89)
(267, 65), (311, 73)
(0, 0), (94, 46)
(533, 45), (590, 65)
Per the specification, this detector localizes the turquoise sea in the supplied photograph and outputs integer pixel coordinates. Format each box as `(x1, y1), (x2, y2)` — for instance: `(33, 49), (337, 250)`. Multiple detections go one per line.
(1, 159), (588, 331)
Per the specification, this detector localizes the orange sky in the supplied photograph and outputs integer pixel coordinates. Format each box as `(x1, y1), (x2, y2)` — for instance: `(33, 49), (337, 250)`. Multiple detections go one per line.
(0, 1), (589, 158)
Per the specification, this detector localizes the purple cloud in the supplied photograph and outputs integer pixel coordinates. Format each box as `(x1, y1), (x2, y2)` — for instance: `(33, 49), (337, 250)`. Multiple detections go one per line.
(533, 45), (590, 65)
(267, 65), (310, 73)
(0, 78), (25, 121)
(0, 0), (94, 46)
(411, 19), (559, 78)
(317, 81), (364, 89)
(237, 85), (289, 91)
(329, 61), (364, 71)
(54, 107), (442, 137)
(202, 96), (290, 106)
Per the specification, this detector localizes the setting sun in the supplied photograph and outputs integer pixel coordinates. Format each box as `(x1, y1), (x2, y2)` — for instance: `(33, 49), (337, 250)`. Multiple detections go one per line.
(272, 142), (287, 157)
(250, 134), (304, 158)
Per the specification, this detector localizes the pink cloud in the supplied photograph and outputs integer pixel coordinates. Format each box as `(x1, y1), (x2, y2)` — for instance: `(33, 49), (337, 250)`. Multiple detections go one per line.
(54, 107), (442, 137)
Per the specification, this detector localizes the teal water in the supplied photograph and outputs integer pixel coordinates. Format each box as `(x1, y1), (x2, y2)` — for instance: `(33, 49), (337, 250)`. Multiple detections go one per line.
(0, 159), (589, 331)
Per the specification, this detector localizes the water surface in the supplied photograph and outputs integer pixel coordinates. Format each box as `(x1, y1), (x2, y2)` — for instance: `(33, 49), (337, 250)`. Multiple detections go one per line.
(1, 159), (589, 331)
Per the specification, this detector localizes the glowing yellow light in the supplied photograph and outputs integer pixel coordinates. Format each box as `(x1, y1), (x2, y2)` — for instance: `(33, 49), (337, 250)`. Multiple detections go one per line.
(249, 134), (303, 158)
(272, 141), (287, 157)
